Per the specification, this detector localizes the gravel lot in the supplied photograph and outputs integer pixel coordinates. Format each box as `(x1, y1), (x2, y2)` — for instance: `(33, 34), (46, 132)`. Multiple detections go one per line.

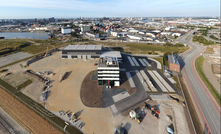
(0, 52), (32, 67)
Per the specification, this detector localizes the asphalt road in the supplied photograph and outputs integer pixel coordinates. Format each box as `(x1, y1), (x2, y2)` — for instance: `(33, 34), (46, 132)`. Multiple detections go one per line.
(178, 31), (221, 134)
(114, 53), (180, 115)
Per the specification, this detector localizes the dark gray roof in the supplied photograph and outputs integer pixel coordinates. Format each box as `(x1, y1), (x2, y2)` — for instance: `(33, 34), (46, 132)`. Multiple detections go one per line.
(168, 55), (180, 65)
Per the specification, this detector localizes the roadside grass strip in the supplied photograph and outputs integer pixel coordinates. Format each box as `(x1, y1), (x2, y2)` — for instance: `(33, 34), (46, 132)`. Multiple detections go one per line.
(127, 56), (135, 66)
(131, 57), (140, 66)
(140, 70), (158, 92)
(135, 70), (150, 91)
(142, 59), (151, 66)
(138, 59), (146, 66)
(195, 56), (221, 106)
(147, 70), (168, 92)
(125, 72), (135, 88)
(152, 70), (175, 92)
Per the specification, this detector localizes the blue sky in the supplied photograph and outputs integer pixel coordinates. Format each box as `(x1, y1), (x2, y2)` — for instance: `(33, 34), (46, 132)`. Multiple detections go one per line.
(0, 0), (220, 19)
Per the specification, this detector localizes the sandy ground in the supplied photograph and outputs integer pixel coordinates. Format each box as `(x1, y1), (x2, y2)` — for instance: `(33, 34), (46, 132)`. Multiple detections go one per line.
(30, 52), (114, 133)
(113, 100), (190, 134)
(29, 51), (191, 134)
(45, 62), (114, 133)
(203, 55), (221, 94)
(21, 77), (45, 103)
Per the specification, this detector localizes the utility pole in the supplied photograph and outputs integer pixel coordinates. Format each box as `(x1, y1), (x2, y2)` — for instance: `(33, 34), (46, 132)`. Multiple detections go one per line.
(116, 32), (118, 48)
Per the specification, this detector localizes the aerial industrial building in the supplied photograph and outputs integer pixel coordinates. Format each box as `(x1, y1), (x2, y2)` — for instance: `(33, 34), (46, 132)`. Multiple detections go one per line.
(168, 54), (180, 72)
(61, 27), (71, 34)
(97, 56), (120, 87)
(61, 45), (102, 59)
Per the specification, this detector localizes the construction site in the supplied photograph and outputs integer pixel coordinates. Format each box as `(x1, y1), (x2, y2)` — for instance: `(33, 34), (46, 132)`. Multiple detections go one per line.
(0, 44), (194, 134)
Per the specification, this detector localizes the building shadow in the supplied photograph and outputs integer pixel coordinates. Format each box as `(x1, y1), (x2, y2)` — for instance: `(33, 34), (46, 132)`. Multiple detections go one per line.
(123, 122), (131, 133)
(178, 56), (186, 72)
(75, 109), (84, 118)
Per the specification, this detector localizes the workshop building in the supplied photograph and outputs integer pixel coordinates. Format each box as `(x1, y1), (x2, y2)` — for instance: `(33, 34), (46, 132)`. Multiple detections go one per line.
(168, 54), (180, 72)
(62, 45), (102, 59)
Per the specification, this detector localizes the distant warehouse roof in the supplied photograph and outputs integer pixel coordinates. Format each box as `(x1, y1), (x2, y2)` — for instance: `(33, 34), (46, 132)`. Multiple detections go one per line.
(168, 55), (180, 65)
(62, 45), (102, 50)
(100, 51), (122, 59)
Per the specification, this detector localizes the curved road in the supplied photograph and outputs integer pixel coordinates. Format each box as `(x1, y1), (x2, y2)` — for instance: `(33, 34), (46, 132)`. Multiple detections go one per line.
(178, 31), (221, 134)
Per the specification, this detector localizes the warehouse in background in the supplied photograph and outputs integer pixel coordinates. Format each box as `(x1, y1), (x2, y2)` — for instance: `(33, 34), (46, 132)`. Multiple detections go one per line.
(61, 27), (71, 34)
(61, 45), (102, 59)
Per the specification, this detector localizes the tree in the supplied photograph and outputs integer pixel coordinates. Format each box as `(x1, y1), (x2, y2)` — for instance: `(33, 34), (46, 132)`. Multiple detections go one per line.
(71, 32), (78, 37)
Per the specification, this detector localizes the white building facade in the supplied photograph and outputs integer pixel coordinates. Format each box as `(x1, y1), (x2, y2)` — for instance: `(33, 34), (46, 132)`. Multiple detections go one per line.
(81, 25), (90, 32)
(61, 27), (71, 34)
(98, 56), (120, 87)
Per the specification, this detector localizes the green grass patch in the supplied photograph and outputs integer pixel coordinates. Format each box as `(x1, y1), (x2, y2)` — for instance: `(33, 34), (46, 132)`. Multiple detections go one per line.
(125, 43), (188, 54)
(171, 75), (181, 90)
(0, 78), (82, 134)
(20, 45), (53, 54)
(16, 79), (33, 91)
(209, 35), (219, 40)
(195, 56), (221, 106)
(185, 36), (189, 40)
(192, 35), (215, 45)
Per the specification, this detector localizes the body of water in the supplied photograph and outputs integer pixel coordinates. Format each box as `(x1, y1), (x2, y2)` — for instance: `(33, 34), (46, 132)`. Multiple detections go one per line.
(0, 32), (49, 39)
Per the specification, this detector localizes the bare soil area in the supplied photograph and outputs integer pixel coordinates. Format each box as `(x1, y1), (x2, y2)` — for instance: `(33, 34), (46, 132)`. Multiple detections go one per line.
(114, 99), (191, 134)
(212, 64), (221, 74)
(21, 76), (45, 103)
(0, 87), (63, 134)
(0, 72), (31, 88)
(80, 70), (103, 107)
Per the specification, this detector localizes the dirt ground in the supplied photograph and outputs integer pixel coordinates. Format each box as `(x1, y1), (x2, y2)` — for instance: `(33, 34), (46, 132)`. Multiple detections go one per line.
(0, 87), (63, 134)
(29, 52), (114, 134)
(212, 64), (221, 74)
(21, 76), (45, 103)
(80, 70), (103, 107)
(203, 55), (221, 94)
(28, 51), (193, 134)
(113, 99), (190, 134)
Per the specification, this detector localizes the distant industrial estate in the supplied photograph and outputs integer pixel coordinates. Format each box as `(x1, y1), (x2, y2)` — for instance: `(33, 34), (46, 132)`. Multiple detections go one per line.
(0, 16), (220, 134)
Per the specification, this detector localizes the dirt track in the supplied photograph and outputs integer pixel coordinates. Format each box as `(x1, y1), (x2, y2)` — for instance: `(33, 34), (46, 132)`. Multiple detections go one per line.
(0, 87), (63, 134)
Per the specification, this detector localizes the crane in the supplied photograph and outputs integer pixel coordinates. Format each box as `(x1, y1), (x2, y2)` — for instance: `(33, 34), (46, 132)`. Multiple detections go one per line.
(45, 47), (48, 57)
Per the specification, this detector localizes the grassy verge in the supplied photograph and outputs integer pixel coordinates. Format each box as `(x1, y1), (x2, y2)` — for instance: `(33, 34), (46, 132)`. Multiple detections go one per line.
(185, 36), (189, 40)
(195, 56), (221, 106)
(192, 35), (215, 45)
(171, 75), (181, 90)
(86, 41), (189, 54)
(209, 35), (219, 40)
(17, 79), (33, 91)
(0, 78), (82, 134)
(179, 77), (204, 134)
